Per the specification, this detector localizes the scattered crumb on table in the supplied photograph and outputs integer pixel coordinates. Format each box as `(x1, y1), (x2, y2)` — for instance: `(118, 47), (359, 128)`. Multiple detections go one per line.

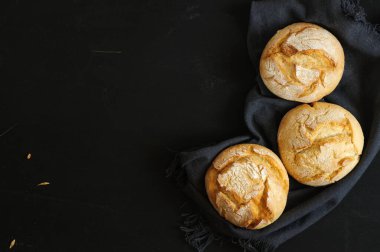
(37, 182), (50, 186)
(9, 239), (16, 249)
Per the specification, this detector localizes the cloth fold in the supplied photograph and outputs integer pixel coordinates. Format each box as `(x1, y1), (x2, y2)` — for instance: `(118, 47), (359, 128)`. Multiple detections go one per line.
(169, 0), (380, 251)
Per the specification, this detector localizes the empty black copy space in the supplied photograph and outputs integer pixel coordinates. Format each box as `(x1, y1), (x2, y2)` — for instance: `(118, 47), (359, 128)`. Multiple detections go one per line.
(0, 0), (380, 251)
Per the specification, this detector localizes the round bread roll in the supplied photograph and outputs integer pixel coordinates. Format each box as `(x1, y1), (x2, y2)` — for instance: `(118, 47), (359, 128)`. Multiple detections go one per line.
(259, 22), (344, 102)
(278, 102), (364, 186)
(205, 144), (289, 229)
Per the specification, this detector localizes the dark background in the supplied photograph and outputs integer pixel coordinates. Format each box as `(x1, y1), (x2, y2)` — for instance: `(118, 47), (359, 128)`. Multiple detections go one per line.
(0, 0), (380, 251)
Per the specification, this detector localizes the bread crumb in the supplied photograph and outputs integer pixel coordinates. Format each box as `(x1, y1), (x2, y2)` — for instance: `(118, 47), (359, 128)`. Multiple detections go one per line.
(37, 182), (50, 186)
(9, 239), (16, 249)
(27, 153), (32, 160)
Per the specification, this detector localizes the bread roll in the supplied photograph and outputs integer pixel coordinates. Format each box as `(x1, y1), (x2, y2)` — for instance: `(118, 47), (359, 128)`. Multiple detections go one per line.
(278, 102), (364, 186)
(205, 144), (289, 229)
(259, 22), (344, 102)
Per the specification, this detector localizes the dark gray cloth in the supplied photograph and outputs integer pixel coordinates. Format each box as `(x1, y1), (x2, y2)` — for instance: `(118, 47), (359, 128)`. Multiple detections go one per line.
(169, 0), (380, 251)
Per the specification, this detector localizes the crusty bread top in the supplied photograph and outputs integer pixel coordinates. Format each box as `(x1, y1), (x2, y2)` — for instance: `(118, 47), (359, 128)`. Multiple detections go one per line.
(205, 144), (289, 229)
(278, 102), (364, 186)
(260, 22), (345, 103)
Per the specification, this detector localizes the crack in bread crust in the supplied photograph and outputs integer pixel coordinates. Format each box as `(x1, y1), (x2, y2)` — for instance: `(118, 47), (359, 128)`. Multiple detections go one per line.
(278, 102), (364, 186)
(205, 144), (289, 230)
(293, 119), (358, 182)
(260, 23), (344, 102)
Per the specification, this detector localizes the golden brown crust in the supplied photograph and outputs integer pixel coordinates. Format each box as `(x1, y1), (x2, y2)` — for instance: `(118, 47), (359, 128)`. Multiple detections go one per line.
(259, 22), (345, 103)
(278, 102), (364, 186)
(205, 144), (289, 229)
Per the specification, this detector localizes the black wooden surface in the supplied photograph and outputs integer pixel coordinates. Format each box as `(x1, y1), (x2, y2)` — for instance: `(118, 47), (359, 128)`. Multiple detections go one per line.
(0, 0), (380, 251)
